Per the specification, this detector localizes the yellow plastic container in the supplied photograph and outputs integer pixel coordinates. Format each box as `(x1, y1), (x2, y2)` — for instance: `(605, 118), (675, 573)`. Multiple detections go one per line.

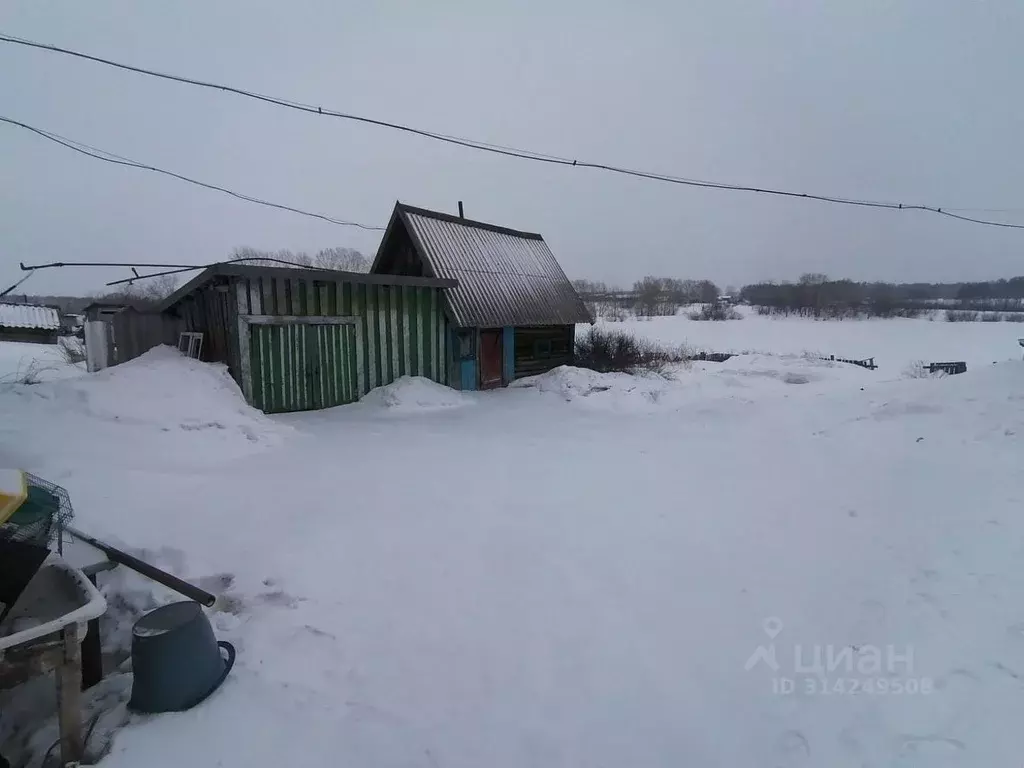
(0, 469), (28, 526)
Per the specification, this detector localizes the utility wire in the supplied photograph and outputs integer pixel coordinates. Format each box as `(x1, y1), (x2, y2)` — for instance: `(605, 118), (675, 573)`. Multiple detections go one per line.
(3, 32), (1024, 231)
(0, 115), (384, 231)
(17, 255), (373, 286)
(0, 268), (36, 297)
(103, 255), (347, 287)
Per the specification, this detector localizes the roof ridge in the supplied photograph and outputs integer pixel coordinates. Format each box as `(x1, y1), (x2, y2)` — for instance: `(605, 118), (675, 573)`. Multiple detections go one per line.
(0, 301), (59, 309)
(397, 203), (544, 240)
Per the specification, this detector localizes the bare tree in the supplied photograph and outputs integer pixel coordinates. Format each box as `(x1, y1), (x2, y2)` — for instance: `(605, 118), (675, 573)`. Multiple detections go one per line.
(231, 246), (310, 266)
(98, 273), (178, 306)
(571, 279), (609, 296)
(229, 245), (367, 272)
(312, 247), (369, 272)
(138, 273), (179, 300)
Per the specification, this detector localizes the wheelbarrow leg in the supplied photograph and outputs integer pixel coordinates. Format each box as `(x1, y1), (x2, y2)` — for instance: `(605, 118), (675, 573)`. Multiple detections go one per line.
(81, 574), (102, 691)
(56, 624), (84, 764)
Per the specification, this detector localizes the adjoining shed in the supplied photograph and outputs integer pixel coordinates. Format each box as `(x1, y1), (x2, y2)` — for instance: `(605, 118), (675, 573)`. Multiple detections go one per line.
(371, 202), (592, 389)
(0, 303), (61, 344)
(81, 301), (134, 323)
(122, 263), (458, 413)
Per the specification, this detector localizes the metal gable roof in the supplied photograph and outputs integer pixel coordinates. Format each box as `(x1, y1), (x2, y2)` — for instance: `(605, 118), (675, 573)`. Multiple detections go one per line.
(397, 205), (592, 328)
(0, 303), (61, 330)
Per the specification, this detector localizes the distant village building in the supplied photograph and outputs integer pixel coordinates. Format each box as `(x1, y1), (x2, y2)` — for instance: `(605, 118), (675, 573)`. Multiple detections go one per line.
(0, 303), (61, 344)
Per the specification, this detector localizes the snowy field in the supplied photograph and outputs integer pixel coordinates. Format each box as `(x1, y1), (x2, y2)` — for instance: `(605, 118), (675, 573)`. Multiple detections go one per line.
(2, 339), (1024, 767)
(592, 305), (1024, 374)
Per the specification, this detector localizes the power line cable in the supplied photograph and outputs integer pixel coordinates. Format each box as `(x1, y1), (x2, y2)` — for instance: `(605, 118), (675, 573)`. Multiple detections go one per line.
(0, 115), (384, 231)
(0, 268), (36, 297)
(3, 32), (1024, 231)
(16, 255), (377, 287)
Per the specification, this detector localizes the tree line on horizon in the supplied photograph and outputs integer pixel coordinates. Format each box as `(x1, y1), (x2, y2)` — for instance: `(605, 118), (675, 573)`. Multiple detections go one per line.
(573, 273), (1024, 319)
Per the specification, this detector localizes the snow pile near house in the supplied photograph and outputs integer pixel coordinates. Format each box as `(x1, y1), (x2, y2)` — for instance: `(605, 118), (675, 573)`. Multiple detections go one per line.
(510, 364), (674, 408)
(61, 346), (275, 433)
(360, 376), (470, 410)
(0, 346), (289, 471)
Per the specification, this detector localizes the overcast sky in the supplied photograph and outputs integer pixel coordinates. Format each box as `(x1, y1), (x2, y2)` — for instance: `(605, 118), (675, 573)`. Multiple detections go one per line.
(2, 1), (1023, 296)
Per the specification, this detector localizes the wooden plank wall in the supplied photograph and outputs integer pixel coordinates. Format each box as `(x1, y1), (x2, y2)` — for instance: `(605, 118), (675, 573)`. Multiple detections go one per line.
(111, 310), (182, 363)
(232, 274), (448, 398)
(175, 283), (237, 373)
(513, 325), (575, 379)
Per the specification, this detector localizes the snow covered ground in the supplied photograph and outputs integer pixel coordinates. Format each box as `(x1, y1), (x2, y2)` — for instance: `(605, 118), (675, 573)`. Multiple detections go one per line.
(0, 339), (85, 385)
(592, 305), (1024, 373)
(2, 342), (1024, 767)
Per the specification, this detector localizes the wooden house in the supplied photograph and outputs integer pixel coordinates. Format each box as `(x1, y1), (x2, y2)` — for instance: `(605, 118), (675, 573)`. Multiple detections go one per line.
(371, 202), (592, 389)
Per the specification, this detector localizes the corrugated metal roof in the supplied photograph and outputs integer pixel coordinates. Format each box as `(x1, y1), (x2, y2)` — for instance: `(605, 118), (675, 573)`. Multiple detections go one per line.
(400, 206), (592, 328)
(0, 303), (61, 330)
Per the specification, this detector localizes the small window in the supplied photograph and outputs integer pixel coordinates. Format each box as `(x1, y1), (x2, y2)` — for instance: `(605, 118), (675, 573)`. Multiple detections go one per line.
(178, 332), (204, 359)
(534, 339), (553, 357)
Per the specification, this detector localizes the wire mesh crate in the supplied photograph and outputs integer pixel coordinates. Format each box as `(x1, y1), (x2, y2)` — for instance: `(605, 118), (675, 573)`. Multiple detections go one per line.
(0, 472), (74, 551)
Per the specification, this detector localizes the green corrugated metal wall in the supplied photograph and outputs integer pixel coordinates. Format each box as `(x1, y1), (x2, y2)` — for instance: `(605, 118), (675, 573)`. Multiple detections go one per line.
(249, 323), (357, 413)
(236, 275), (448, 412)
(309, 323), (357, 409)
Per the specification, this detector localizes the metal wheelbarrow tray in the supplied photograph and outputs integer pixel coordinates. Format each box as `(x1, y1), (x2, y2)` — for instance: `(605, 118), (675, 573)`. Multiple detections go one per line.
(0, 554), (107, 655)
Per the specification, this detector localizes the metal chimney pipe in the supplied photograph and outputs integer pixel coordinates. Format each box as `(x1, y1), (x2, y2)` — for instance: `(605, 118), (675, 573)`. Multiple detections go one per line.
(458, 201), (464, 218)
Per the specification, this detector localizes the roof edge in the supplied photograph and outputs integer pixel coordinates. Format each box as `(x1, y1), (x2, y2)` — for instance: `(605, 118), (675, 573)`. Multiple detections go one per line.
(368, 204), (405, 274)
(158, 263), (457, 312)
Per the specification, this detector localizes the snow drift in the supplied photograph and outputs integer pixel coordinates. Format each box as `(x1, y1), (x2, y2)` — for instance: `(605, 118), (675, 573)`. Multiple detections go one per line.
(0, 346), (289, 473)
(511, 354), (870, 410)
(65, 346), (280, 435)
(360, 376), (470, 411)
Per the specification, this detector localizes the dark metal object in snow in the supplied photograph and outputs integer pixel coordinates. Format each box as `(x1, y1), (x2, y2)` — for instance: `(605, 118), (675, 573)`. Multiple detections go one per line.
(128, 601), (235, 713)
(926, 361), (967, 375)
(690, 351), (736, 363)
(826, 355), (877, 370)
(65, 527), (216, 607)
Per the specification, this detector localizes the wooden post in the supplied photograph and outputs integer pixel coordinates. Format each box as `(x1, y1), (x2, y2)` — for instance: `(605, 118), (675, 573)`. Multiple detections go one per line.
(81, 574), (102, 691)
(56, 624), (84, 764)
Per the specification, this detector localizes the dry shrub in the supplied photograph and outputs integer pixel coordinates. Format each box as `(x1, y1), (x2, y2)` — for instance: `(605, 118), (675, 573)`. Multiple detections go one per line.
(902, 360), (947, 379)
(688, 303), (742, 321)
(575, 327), (690, 374)
(946, 309), (980, 322)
